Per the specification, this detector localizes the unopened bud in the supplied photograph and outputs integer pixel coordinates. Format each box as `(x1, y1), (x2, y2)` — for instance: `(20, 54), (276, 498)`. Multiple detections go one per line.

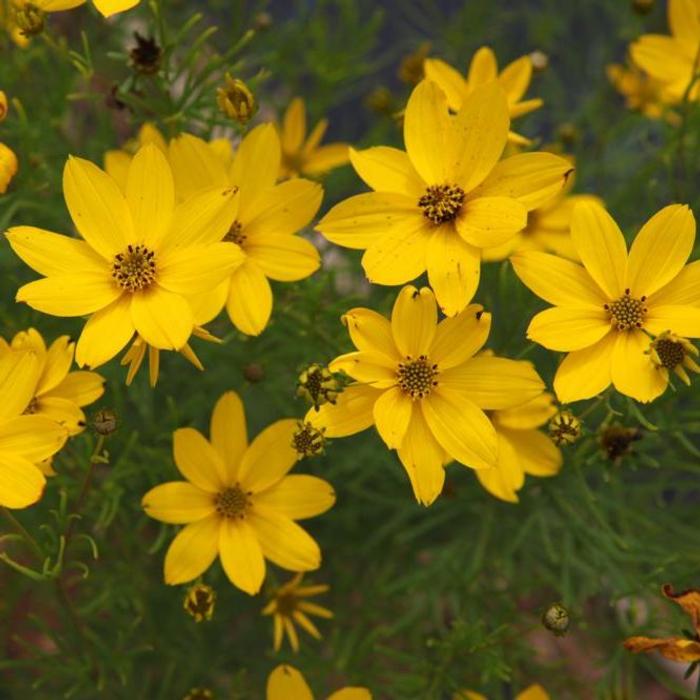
(217, 74), (256, 125)
(296, 363), (340, 411)
(632, 0), (655, 15)
(183, 583), (216, 622)
(292, 421), (327, 458)
(0, 92), (8, 122)
(243, 362), (265, 383)
(529, 50), (549, 73)
(91, 408), (118, 436)
(129, 32), (162, 75)
(548, 410), (581, 446)
(13, 4), (44, 36)
(542, 602), (570, 636)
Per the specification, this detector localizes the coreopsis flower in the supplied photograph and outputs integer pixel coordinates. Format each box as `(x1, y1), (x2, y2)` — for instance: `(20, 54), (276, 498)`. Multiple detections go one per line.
(291, 421), (327, 458)
(296, 363), (341, 410)
(606, 63), (675, 120)
(267, 665), (371, 700)
(216, 74), (256, 125)
(630, 0), (700, 102)
(455, 686), (549, 700)
(169, 125), (322, 335)
(477, 392), (562, 503)
(307, 286), (545, 506)
(624, 584), (700, 664)
(0, 142), (18, 194)
(648, 331), (700, 391)
(12, 0), (139, 23)
(278, 97), (349, 179)
(0, 350), (68, 508)
(548, 411), (582, 446)
(142, 391), (336, 594)
(262, 573), (333, 652)
(512, 201), (700, 403)
(104, 123), (167, 190)
(316, 80), (572, 316)
(424, 46), (543, 145)
(0, 3), (29, 45)
(7, 144), (243, 370)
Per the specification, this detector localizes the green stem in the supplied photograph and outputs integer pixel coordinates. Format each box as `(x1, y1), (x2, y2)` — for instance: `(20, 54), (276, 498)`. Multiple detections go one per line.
(1, 507), (43, 563)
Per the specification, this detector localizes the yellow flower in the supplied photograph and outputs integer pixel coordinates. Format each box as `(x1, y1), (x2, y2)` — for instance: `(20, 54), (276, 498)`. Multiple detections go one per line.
(624, 584), (700, 663)
(455, 684), (549, 700)
(267, 665), (371, 700)
(11, 0), (139, 22)
(169, 125), (322, 335)
(307, 286), (545, 506)
(142, 391), (336, 594)
(262, 573), (333, 652)
(8, 143), (243, 370)
(630, 0), (700, 102)
(512, 201), (700, 404)
(648, 330), (700, 390)
(476, 392), (562, 503)
(1, 328), (104, 436)
(216, 74), (256, 124)
(0, 142), (18, 194)
(279, 97), (349, 179)
(104, 123), (167, 191)
(424, 46), (543, 145)
(317, 80), (572, 316)
(1, 2), (30, 46)
(606, 63), (676, 120)
(0, 91), (7, 121)
(0, 349), (68, 508)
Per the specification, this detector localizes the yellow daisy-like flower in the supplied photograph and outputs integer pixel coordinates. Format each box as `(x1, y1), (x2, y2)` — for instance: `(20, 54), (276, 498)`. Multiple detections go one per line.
(0, 142), (18, 194)
(424, 46), (543, 145)
(511, 201), (700, 404)
(0, 349), (68, 509)
(477, 391), (562, 503)
(606, 62), (675, 120)
(307, 285), (545, 506)
(12, 0), (139, 21)
(7, 143), (243, 370)
(104, 123), (167, 190)
(455, 685), (549, 700)
(648, 331), (700, 389)
(262, 573), (333, 652)
(267, 665), (371, 700)
(142, 391), (336, 595)
(169, 124), (323, 335)
(630, 0), (700, 102)
(317, 79), (572, 316)
(278, 97), (349, 179)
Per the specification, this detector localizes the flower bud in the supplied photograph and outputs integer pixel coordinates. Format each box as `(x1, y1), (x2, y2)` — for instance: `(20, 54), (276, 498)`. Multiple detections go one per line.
(542, 602), (570, 636)
(296, 363), (340, 411)
(599, 424), (643, 463)
(632, 0), (654, 14)
(529, 50), (549, 73)
(182, 689), (213, 700)
(216, 75), (256, 125)
(243, 362), (265, 383)
(0, 143), (18, 195)
(183, 583), (216, 623)
(0, 92), (8, 122)
(292, 421), (327, 458)
(548, 411), (581, 446)
(129, 32), (162, 75)
(13, 4), (44, 36)
(91, 408), (118, 436)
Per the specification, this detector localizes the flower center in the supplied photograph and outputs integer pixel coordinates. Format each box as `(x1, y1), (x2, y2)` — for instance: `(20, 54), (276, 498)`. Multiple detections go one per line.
(397, 355), (439, 399)
(418, 184), (465, 224)
(652, 337), (686, 369)
(275, 592), (298, 616)
(214, 486), (250, 519)
(291, 421), (326, 458)
(223, 221), (246, 246)
(604, 289), (647, 330)
(112, 244), (157, 292)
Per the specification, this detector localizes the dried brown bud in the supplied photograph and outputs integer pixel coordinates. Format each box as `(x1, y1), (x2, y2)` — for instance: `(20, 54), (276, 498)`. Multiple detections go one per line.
(91, 408), (118, 436)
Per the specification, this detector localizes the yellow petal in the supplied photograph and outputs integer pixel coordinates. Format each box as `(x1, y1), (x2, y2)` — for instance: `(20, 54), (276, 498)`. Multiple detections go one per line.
(158, 243), (243, 295)
(397, 407), (446, 506)
(190, 281), (228, 325)
(450, 81), (509, 191)
(249, 508), (320, 571)
(254, 475), (336, 519)
(75, 294), (135, 369)
(456, 196), (527, 248)
(422, 387), (497, 470)
(306, 384), (382, 438)
(219, 519), (265, 595)
(527, 307), (611, 351)
(467, 46), (498, 85)
(6, 226), (107, 277)
(327, 689), (372, 700)
(63, 155), (133, 259)
(475, 431), (523, 503)
(511, 251), (607, 308)
(245, 233), (319, 282)
(36, 335), (73, 394)
(168, 133), (228, 200)
(281, 98), (307, 154)
(571, 201), (627, 299)
(473, 152), (574, 210)
(17, 274), (121, 317)
(553, 332), (617, 403)
(431, 305), (491, 369)
(0, 352), (41, 422)
(669, 0), (700, 45)
(649, 260), (700, 306)
(610, 329), (666, 402)
(45, 370), (104, 407)
(164, 515), (220, 585)
(104, 150), (131, 192)
(515, 684), (551, 700)
(341, 308), (400, 360)
(302, 143), (349, 175)
(302, 117), (328, 155)
(126, 144), (174, 249)
(391, 285), (437, 358)
(499, 427), (562, 477)
(494, 393), (557, 431)
(173, 427), (227, 492)
(33, 397), (85, 435)
(426, 225), (481, 316)
(626, 204), (695, 297)
(329, 351), (397, 388)
(130, 286), (193, 350)
(403, 79), (453, 184)
(230, 123), (281, 209)
(373, 386), (413, 449)
(142, 482), (216, 523)
(237, 419), (298, 493)
(499, 55), (534, 104)
(0, 454), (46, 509)
(266, 665), (313, 700)
(646, 304), (700, 337)
(630, 36), (692, 93)
(92, 0), (139, 16)
(225, 261), (273, 336)
(423, 57), (467, 111)
(349, 146), (425, 197)
(210, 391), (247, 482)
(0, 415), (67, 462)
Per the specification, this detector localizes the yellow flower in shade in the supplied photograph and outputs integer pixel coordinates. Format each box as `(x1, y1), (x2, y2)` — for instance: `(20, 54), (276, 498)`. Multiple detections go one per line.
(262, 573), (333, 652)
(1, 3), (30, 46)
(142, 391), (336, 594)
(624, 584), (700, 663)
(512, 201), (700, 404)
(11, 0), (139, 22)
(606, 63), (676, 121)
(169, 124), (323, 335)
(7, 143), (243, 370)
(424, 46), (543, 145)
(477, 391), (562, 503)
(104, 123), (167, 191)
(0, 350), (68, 508)
(455, 685), (549, 700)
(631, 0), (700, 102)
(316, 80), (572, 316)
(279, 97), (349, 179)
(216, 74), (257, 125)
(0, 142), (18, 194)
(649, 331), (700, 391)
(307, 286), (545, 506)
(267, 665), (371, 700)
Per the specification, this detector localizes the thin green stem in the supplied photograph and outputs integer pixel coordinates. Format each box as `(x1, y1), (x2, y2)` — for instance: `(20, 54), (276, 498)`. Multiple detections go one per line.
(1, 507), (43, 562)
